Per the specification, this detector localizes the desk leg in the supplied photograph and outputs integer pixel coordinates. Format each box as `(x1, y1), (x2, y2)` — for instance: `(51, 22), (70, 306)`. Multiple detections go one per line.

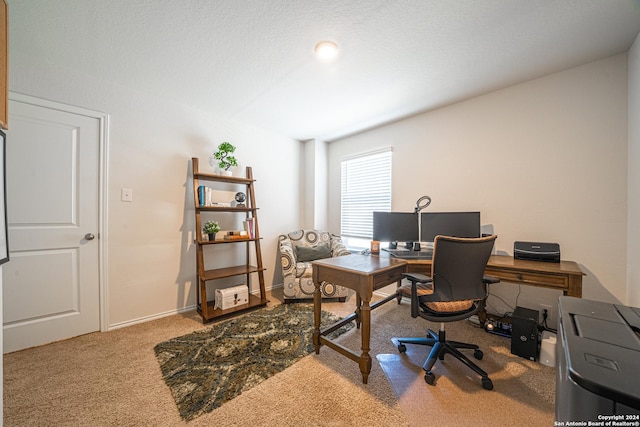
(355, 294), (362, 329)
(396, 279), (402, 304)
(313, 280), (322, 354)
(359, 296), (372, 384)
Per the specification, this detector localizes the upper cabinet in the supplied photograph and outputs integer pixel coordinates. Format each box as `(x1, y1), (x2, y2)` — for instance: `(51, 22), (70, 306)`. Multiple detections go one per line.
(0, 0), (7, 130)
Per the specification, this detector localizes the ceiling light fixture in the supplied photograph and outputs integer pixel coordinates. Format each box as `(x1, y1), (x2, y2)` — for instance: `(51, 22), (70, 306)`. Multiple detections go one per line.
(314, 41), (339, 61)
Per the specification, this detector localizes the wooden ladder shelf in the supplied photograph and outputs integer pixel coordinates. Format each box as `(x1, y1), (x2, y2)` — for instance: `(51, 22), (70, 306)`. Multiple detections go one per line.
(191, 157), (268, 322)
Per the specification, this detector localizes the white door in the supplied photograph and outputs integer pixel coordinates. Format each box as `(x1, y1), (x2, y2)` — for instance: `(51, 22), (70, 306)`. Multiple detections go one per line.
(2, 95), (104, 353)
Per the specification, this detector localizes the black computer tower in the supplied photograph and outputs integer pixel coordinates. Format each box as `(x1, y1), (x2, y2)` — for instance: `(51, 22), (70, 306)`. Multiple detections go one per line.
(511, 306), (539, 361)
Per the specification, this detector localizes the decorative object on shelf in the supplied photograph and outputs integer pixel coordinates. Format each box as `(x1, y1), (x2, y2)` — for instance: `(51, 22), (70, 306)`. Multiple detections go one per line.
(234, 191), (246, 207)
(214, 284), (249, 310)
(212, 142), (238, 176)
(203, 220), (220, 241)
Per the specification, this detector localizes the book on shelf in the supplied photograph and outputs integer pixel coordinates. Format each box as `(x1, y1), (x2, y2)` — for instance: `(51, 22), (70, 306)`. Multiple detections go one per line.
(224, 234), (250, 241)
(198, 185), (205, 207)
(198, 185), (214, 206)
(224, 230), (248, 240)
(197, 186), (232, 207)
(243, 218), (255, 239)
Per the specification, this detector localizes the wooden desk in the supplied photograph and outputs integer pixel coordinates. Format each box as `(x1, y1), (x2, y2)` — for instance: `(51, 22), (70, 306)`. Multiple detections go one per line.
(405, 254), (584, 297)
(312, 253), (583, 384)
(311, 254), (407, 384)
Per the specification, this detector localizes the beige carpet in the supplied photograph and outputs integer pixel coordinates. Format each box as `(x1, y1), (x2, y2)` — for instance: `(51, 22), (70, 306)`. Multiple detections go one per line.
(3, 288), (555, 426)
(376, 319), (555, 426)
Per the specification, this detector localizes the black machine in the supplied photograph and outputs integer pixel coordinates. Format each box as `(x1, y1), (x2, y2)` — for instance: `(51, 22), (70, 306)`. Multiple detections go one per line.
(511, 306), (539, 361)
(420, 211), (481, 242)
(372, 211), (418, 244)
(514, 241), (560, 263)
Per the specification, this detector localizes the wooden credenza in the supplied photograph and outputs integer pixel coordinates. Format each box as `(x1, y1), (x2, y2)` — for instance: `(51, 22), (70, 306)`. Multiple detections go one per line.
(405, 254), (584, 297)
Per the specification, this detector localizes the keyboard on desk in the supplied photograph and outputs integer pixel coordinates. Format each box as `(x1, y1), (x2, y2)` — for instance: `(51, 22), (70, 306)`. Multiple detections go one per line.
(383, 248), (433, 259)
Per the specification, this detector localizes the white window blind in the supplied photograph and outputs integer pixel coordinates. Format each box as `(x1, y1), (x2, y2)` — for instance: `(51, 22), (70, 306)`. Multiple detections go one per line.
(340, 149), (392, 239)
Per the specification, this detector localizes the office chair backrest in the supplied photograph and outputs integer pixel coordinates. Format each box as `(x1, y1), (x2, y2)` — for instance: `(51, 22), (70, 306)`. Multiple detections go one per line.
(431, 235), (497, 302)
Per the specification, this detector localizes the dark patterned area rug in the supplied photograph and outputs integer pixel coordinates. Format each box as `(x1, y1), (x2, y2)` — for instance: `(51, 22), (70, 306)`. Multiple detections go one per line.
(154, 303), (353, 421)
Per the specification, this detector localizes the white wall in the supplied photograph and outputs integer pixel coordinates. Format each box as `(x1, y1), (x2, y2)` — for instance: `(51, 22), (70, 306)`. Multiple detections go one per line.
(303, 140), (315, 228)
(629, 33), (640, 307)
(9, 52), (301, 327)
(329, 54), (629, 315)
(302, 139), (330, 231)
(314, 141), (329, 230)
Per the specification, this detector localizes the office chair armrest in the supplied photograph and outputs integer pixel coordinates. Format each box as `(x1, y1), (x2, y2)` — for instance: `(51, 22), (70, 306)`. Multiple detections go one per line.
(483, 275), (500, 284)
(402, 272), (432, 284)
(401, 273), (433, 318)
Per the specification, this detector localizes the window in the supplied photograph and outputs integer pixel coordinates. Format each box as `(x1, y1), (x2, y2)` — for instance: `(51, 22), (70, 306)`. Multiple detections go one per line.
(340, 148), (392, 249)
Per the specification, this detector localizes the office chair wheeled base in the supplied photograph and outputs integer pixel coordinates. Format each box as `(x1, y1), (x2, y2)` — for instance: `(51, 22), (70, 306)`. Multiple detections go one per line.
(395, 329), (494, 391)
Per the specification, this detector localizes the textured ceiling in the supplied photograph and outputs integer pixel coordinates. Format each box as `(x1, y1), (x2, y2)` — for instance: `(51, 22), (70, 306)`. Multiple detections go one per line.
(10, 0), (640, 141)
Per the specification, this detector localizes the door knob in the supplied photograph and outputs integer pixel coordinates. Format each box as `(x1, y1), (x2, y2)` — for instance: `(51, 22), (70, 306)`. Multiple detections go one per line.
(85, 233), (96, 240)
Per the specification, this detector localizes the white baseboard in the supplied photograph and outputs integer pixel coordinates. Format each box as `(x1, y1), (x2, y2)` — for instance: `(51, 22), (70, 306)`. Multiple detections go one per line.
(109, 283), (284, 330)
(108, 305), (196, 330)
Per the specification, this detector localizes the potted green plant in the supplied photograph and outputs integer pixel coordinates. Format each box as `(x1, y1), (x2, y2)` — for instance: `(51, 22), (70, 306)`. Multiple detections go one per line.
(212, 142), (238, 175)
(203, 220), (220, 241)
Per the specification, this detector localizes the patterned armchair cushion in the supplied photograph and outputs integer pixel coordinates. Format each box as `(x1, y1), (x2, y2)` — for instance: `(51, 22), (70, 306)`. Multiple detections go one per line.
(278, 229), (351, 300)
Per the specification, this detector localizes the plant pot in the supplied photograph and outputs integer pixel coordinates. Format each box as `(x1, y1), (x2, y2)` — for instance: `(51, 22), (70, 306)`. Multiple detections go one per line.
(208, 233), (216, 241)
(221, 170), (233, 177)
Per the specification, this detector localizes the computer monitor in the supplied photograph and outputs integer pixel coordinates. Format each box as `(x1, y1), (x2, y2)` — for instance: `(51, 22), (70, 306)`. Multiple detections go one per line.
(372, 212), (419, 243)
(420, 211), (481, 242)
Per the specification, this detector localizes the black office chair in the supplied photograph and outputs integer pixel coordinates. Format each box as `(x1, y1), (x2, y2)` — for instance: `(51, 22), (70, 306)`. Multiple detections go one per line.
(393, 234), (499, 390)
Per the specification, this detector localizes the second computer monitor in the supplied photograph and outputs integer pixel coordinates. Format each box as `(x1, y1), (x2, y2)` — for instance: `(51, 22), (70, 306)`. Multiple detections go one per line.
(420, 211), (481, 242)
(372, 212), (419, 243)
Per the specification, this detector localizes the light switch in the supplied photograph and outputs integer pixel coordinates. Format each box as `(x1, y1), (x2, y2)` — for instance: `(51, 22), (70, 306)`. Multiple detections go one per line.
(121, 188), (133, 202)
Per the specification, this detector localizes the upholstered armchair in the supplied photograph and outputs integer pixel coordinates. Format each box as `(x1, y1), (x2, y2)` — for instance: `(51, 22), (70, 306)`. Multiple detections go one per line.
(278, 229), (350, 302)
